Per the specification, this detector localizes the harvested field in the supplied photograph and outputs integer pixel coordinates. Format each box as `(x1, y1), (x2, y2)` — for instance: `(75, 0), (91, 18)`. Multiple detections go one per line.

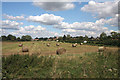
(2, 41), (118, 56)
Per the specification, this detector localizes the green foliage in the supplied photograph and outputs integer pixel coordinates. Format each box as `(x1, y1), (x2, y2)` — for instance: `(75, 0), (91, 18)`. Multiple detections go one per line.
(16, 37), (21, 41)
(100, 32), (107, 40)
(2, 54), (55, 78)
(2, 50), (118, 78)
(1, 31), (120, 46)
(7, 34), (16, 41)
(63, 35), (66, 41)
(1, 34), (32, 41)
(21, 35), (32, 41)
(1, 35), (7, 41)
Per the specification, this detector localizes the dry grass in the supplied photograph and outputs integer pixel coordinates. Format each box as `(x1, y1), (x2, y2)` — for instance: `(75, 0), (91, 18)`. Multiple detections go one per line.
(2, 41), (119, 56)
(2, 41), (119, 78)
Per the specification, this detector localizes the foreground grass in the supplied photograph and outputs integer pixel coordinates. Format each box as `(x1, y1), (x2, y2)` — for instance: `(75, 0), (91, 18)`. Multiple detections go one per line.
(2, 50), (119, 79)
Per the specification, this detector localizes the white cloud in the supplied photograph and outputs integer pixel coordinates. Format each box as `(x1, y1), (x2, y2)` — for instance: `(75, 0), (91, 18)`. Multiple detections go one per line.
(26, 14), (64, 25)
(54, 19), (108, 32)
(18, 25), (46, 34)
(0, 29), (10, 36)
(3, 14), (24, 20)
(81, 1), (118, 18)
(62, 29), (76, 32)
(33, 0), (75, 11)
(9, 25), (60, 38)
(53, 18), (117, 37)
(1, 20), (23, 30)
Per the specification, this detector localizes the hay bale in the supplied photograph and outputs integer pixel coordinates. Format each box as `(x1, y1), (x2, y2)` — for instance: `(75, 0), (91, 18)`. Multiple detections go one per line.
(22, 47), (29, 52)
(19, 44), (23, 47)
(56, 43), (60, 46)
(98, 46), (106, 52)
(80, 43), (83, 45)
(46, 43), (50, 47)
(72, 44), (77, 47)
(75, 43), (77, 45)
(56, 48), (66, 55)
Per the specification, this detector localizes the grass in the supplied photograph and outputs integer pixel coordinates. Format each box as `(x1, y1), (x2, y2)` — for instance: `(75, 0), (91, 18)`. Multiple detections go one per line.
(2, 50), (119, 78)
(2, 54), (55, 78)
(2, 41), (118, 56)
(2, 41), (119, 78)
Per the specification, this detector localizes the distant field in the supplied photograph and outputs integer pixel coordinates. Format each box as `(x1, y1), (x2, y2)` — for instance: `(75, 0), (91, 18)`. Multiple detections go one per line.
(2, 41), (118, 56)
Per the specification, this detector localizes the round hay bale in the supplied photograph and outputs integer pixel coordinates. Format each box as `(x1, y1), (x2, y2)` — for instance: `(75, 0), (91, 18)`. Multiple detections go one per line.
(80, 43), (83, 45)
(22, 47), (29, 52)
(84, 41), (87, 44)
(56, 43), (60, 46)
(72, 44), (77, 47)
(56, 48), (66, 55)
(75, 43), (77, 45)
(46, 43), (50, 47)
(19, 44), (23, 47)
(98, 46), (106, 52)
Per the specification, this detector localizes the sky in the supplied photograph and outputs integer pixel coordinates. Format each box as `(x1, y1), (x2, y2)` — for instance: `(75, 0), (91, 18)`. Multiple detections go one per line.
(1, 0), (119, 38)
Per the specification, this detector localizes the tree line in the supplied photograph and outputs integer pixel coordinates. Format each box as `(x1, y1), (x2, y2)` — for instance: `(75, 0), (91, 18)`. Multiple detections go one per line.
(0, 31), (120, 46)
(0, 34), (32, 41)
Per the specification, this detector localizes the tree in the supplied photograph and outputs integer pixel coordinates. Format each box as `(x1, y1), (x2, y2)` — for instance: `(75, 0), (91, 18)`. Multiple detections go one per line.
(100, 32), (107, 40)
(35, 37), (39, 39)
(21, 35), (32, 41)
(84, 35), (88, 41)
(66, 34), (71, 42)
(63, 35), (66, 41)
(25, 35), (32, 41)
(110, 31), (118, 39)
(1, 35), (7, 41)
(7, 34), (16, 41)
(43, 37), (48, 41)
(17, 37), (21, 41)
(21, 36), (26, 41)
(39, 37), (44, 40)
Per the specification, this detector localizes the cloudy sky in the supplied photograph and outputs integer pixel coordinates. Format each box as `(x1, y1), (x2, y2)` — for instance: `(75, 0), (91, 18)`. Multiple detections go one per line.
(1, 0), (119, 38)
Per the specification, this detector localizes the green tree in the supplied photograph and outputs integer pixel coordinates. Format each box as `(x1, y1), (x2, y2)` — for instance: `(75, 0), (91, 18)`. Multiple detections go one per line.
(84, 35), (88, 41)
(21, 36), (26, 41)
(63, 35), (66, 41)
(66, 34), (71, 42)
(100, 32), (107, 40)
(21, 35), (32, 41)
(110, 31), (118, 39)
(17, 37), (21, 41)
(35, 37), (39, 39)
(7, 34), (16, 41)
(1, 35), (7, 41)
(25, 35), (32, 41)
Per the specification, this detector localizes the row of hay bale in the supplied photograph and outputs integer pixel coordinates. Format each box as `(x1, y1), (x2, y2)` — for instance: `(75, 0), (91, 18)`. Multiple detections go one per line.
(72, 43), (84, 47)
(18, 42), (106, 55)
(45, 43), (60, 47)
(45, 42), (83, 47)
(18, 43), (66, 55)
